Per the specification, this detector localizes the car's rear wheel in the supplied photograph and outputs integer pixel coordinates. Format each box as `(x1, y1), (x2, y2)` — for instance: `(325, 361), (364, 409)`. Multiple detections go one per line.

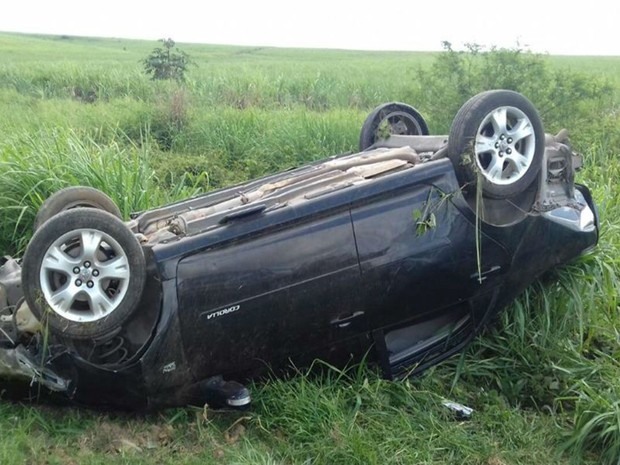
(34, 186), (122, 231)
(448, 90), (544, 199)
(359, 102), (429, 151)
(22, 208), (145, 340)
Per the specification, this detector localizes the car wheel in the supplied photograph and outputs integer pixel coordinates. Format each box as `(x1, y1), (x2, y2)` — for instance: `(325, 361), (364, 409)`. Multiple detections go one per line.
(34, 186), (122, 231)
(359, 102), (429, 151)
(448, 90), (544, 199)
(22, 208), (146, 340)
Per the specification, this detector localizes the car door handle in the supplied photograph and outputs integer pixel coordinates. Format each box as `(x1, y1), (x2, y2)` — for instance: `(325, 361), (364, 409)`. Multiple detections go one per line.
(331, 311), (365, 328)
(470, 265), (502, 282)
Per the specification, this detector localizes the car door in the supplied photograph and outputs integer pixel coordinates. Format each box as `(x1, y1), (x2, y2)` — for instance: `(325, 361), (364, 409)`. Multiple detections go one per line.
(350, 164), (511, 333)
(175, 210), (365, 380)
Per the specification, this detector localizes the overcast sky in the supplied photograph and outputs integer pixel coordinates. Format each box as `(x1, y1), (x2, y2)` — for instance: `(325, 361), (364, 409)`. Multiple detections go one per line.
(1, 0), (618, 56)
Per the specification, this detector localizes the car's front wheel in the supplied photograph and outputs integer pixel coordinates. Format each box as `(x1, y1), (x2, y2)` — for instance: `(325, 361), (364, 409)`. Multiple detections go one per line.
(22, 208), (146, 340)
(448, 90), (545, 199)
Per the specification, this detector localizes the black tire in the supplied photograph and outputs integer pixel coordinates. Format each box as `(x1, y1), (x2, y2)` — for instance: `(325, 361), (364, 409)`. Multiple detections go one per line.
(359, 102), (429, 151)
(448, 90), (544, 199)
(34, 186), (122, 231)
(22, 208), (145, 340)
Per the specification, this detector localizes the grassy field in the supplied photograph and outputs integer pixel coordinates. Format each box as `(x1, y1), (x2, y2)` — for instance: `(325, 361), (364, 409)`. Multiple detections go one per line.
(0, 32), (619, 464)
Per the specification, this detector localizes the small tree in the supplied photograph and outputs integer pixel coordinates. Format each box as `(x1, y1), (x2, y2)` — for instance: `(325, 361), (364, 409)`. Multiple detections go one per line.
(143, 38), (193, 82)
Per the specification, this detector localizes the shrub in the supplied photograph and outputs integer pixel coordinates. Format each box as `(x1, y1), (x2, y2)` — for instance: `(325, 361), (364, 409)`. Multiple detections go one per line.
(150, 86), (191, 150)
(414, 42), (613, 135)
(142, 38), (193, 82)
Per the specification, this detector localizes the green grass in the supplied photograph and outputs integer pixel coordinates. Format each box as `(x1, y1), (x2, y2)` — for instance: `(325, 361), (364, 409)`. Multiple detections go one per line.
(0, 367), (607, 465)
(0, 32), (619, 464)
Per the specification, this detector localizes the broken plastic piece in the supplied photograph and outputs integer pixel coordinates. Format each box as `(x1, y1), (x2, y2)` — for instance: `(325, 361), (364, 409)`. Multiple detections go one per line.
(442, 400), (474, 419)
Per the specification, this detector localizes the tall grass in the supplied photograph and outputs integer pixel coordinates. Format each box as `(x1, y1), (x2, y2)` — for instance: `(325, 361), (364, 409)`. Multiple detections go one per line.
(0, 64), (152, 101)
(0, 129), (201, 255)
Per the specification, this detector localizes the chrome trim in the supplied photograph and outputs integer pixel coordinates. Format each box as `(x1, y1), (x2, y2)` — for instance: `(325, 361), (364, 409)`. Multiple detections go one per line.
(226, 395), (251, 407)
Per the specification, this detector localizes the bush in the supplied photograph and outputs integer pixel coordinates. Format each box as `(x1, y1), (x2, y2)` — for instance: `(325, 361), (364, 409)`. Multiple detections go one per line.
(414, 42), (614, 135)
(149, 86), (191, 150)
(142, 38), (193, 82)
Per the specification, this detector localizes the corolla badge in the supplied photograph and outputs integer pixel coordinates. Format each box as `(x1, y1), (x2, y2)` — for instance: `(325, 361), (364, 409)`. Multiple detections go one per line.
(205, 305), (241, 320)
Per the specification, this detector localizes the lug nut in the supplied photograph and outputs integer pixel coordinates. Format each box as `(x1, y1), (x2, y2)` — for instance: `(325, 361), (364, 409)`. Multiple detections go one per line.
(75, 279), (83, 287)
(500, 134), (505, 140)
(499, 151), (504, 157)
(84, 261), (91, 268)
(73, 267), (80, 274)
(87, 281), (94, 288)
(92, 269), (99, 277)
(495, 142), (500, 149)
(506, 148), (512, 155)
(507, 137), (513, 143)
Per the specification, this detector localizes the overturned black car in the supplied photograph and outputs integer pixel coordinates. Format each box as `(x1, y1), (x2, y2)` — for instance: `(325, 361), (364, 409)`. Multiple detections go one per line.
(0, 90), (598, 410)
